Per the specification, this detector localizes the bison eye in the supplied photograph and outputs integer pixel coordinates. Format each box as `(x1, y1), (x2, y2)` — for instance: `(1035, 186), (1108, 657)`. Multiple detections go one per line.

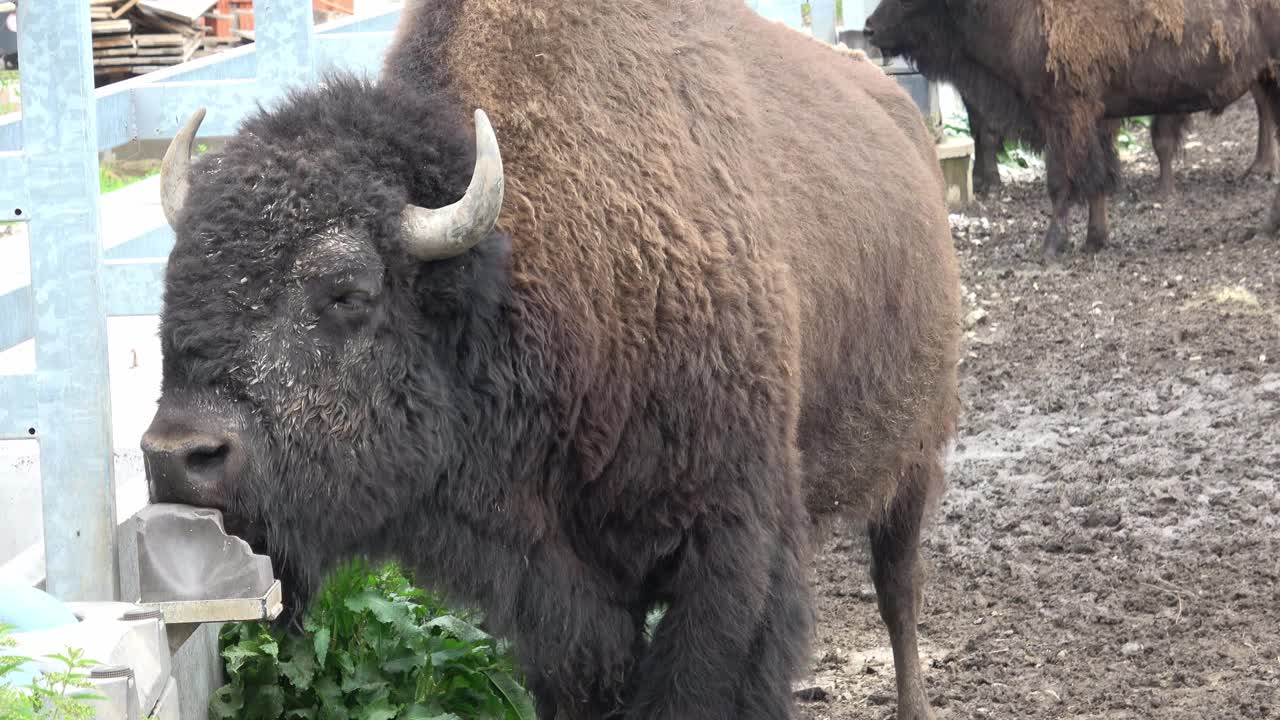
(319, 290), (373, 335)
(329, 291), (370, 313)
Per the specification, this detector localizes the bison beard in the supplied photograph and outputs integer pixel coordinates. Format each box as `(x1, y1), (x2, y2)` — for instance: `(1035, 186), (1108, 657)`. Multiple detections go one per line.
(141, 1), (961, 719)
(866, 0), (1280, 256)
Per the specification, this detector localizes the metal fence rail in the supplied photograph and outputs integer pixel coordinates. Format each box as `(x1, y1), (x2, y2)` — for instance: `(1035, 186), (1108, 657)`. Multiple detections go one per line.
(0, 1), (402, 601)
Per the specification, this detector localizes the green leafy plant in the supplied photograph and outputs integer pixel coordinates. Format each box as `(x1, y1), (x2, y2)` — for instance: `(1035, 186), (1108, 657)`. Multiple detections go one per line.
(211, 560), (537, 720)
(1115, 115), (1152, 153)
(0, 70), (19, 116)
(942, 111), (1042, 169)
(799, 1), (843, 28)
(0, 624), (105, 720)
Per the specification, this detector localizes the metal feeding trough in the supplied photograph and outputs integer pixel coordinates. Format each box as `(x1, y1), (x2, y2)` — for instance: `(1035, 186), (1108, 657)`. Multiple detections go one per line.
(127, 504), (282, 627)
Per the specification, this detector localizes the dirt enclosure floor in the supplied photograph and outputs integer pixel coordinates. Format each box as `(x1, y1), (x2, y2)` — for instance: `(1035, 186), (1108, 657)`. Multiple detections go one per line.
(796, 97), (1279, 719)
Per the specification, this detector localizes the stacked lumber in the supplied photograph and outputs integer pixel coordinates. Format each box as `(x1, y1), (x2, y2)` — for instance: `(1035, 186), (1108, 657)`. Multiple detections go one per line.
(90, 0), (219, 82)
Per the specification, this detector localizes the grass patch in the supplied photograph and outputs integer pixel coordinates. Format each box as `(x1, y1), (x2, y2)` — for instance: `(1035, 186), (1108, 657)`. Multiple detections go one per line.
(99, 163), (159, 194)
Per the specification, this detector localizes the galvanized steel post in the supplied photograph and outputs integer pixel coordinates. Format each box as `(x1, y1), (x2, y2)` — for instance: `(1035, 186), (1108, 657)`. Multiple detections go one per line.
(810, 0), (837, 43)
(256, 0), (316, 95)
(752, 0), (801, 26)
(18, 0), (118, 600)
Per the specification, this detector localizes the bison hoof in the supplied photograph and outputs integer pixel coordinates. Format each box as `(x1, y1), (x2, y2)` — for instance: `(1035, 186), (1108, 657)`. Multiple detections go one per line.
(1244, 159), (1279, 181)
(973, 177), (1003, 198)
(897, 697), (937, 720)
(1083, 234), (1107, 253)
(1041, 231), (1068, 259)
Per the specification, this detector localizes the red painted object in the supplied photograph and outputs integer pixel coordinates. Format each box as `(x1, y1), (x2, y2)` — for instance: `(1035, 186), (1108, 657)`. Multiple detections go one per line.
(233, 0), (254, 32)
(314, 0), (354, 14)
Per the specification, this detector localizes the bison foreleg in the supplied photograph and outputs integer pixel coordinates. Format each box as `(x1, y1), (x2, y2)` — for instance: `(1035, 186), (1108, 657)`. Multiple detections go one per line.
(965, 99), (1004, 197)
(622, 518), (808, 720)
(496, 543), (640, 720)
(868, 464), (939, 720)
(1042, 148), (1074, 257)
(732, 524), (814, 718)
(1040, 102), (1117, 257)
(1084, 193), (1110, 253)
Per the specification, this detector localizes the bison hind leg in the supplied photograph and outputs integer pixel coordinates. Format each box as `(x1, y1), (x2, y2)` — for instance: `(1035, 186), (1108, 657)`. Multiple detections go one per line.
(867, 459), (942, 720)
(1246, 80), (1279, 180)
(1255, 77), (1280, 234)
(1150, 113), (1191, 199)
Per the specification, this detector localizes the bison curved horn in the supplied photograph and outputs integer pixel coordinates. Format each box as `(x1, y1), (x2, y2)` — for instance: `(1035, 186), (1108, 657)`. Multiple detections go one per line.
(400, 109), (505, 260)
(160, 107), (206, 229)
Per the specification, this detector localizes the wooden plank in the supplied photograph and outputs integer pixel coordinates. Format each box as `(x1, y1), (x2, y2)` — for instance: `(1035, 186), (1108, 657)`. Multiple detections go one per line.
(94, 46), (144, 57)
(111, 0), (142, 19)
(134, 33), (190, 47)
(137, 0), (217, 24)
(133, 8), (201, 35)
(134, 43), (193, 57)
(94, 56), (154, 66)
(92, 34), (137, 49)
(91, 19), (132, 34)
(94, 37), (198, 68)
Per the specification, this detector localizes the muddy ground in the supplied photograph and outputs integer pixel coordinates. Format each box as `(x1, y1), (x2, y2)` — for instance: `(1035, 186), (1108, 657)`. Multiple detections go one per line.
(797, 97), (1280, 719)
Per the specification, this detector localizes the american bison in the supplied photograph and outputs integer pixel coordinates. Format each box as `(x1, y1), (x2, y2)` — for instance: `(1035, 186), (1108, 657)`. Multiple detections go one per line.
(966, 84), (1276, 199)
(865, 0), (1280, 256)
(140, 1), (961, 719)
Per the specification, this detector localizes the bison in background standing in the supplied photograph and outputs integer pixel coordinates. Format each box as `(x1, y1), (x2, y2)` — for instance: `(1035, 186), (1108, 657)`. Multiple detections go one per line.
(965, 83), (1276, 200)
(865, 0), (1280, 256)
(140, 1), (961, 719)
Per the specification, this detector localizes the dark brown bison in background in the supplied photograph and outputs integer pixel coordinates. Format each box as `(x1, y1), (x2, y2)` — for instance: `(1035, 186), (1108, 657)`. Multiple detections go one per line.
(965, 84), (1276, 199)
(140, 1), (961, 718)
(866, 0), (1280, 256)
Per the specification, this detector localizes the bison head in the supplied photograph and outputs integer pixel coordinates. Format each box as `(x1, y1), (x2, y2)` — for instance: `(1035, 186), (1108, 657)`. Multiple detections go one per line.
(864, 0), (956, 67)
(139, 77), (508, 610)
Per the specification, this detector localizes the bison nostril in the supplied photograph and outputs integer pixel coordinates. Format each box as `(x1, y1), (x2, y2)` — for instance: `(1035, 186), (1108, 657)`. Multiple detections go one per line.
(186, 443), (230, 475)
(141, 419), (243, 508)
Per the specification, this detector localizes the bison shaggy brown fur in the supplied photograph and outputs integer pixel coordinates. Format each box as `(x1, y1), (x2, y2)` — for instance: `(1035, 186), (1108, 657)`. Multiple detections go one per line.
(141, 1), (961, 718)
(866, 0), (1280, 256)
